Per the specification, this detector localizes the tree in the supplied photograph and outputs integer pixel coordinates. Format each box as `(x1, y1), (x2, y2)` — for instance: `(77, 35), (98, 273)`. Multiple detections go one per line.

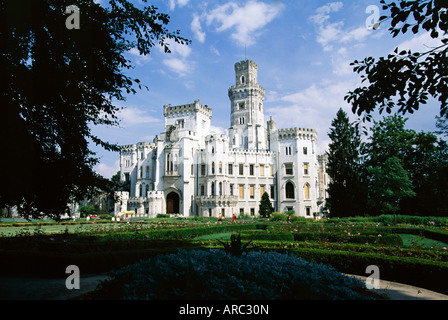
(79, 205), (96, 218)
(345, 0), (448, 120)
(366, 115), (416, 172)
(366, 114), (448, 215)
(110, 171), (130, 193)
(0, 0), (190, 220)
(436, 115), (448, 138)
(367, 156), (416, 214)
(259, 192), (274, 219)
(326, 108), (367, 217)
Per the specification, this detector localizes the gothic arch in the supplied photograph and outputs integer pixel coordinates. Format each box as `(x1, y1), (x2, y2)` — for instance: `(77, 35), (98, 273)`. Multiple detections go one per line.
(165, 188), (182, 214)
(304, 183), (311, 200)
(284, 180), (295, 200)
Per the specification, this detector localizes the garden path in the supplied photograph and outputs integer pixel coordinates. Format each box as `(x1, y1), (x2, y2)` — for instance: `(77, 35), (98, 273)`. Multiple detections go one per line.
(0, 273), (447, 300)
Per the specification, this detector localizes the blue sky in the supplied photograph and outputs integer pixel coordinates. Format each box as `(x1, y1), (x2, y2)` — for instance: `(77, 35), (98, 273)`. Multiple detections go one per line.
(91, 0), (444, 178)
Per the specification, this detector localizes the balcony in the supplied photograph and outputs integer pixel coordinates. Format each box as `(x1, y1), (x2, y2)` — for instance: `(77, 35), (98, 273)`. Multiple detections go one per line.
(196, 195), (238, 207)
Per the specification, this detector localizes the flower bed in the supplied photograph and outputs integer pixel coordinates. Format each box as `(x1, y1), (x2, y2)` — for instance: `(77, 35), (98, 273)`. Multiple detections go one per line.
(96, 249), (378, 300)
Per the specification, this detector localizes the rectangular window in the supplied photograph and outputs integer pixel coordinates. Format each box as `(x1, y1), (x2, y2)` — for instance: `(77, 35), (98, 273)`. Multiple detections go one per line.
(201, 164), (206, 176)
(240, 208), (244, 214)
(304, 163), (309, 175)
(260, 165), (265, 176)
(219, 162), (222, 174)
(303, 147), (308, 155)
(230, 184), (234, 196)
(200, 185), (205, 196)
(250, 208), (255, 216)
(285, 163), (293, 175)
(270, 185), (275, 199)
(228, 164), (233, 175)
(270, 165), (274, 176)
(260, 185), (265, 198)
(306, 207), (311, 216)
(239, 164), (244, 175)
(239, 185), (244, 200)
(250, 164), (254, 176)
(250, 185), (255, 199)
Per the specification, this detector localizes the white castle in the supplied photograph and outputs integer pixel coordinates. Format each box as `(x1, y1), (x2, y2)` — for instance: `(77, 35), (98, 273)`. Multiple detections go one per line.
(115, 60), (329, 218)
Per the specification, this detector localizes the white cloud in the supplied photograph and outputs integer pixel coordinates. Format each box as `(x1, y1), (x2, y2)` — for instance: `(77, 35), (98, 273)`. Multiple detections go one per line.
(210, 125), (227, 135)
(210, 45), (220, 56)
(95, 159), (119, 179)
(128, 47), (151, 65)
(395, 31), (444, 54)
(118, 107), (160, 125)
(169, 0), (190, 11)
(310, 2), (343, 26)
(163, 58), (191, 76)
(203, 0), (285, 47)
(310, 2), (371, 52)
(159, 39), (193, 77)
(267, 78), (361, 154)
(191, 13), (206, 43)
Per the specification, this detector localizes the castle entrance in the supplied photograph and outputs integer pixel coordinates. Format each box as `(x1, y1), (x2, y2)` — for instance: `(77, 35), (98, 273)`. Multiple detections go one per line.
(166, 192), (180, 214)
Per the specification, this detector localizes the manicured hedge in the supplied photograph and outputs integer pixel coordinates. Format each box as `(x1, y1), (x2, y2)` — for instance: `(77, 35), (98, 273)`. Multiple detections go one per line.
(376, 215), (448, 227)
(238, 231), (295, 241)
(0, 241), (200, 277)
(390, 227), (448, 244)
(288, 248), (448, 295)
(292, 232), (403, 246)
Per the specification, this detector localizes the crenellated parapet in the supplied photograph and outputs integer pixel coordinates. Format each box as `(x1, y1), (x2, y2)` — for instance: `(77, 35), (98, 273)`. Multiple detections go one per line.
(164, 100), (212, 119)
(277, 128), (317, 141)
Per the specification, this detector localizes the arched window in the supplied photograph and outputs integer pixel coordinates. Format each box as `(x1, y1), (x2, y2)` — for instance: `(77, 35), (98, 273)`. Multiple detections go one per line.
(166, 154), (171, 172)
(139, 184), (143, 197)
(146, 166), (150, 178)
(174, 155), (178, 171)
(139, 167), (143, 178)
(219, 162), (222, 174)
(304, 184), (310, 200)
(211, 182), (215, 196)
(219, 182), (223, 196)
(212, 162), (215, 175)
(285, 182), (295, 199)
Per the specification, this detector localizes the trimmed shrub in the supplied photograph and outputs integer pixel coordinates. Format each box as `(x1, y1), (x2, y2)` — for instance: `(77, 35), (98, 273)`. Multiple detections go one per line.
(239, 231), (294, 242)
(376, 215), (448, 227)
(99, 249), (376, 300)
(289, 248), (448, 295)
(292, 231), (402, 246)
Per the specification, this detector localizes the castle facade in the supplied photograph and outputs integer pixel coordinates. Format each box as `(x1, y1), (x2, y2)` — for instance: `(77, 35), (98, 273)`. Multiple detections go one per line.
(115, 60), (328, 218)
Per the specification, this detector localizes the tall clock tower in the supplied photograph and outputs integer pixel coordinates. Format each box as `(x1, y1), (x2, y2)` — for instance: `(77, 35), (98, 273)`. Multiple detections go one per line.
(228, 60), (267, 151)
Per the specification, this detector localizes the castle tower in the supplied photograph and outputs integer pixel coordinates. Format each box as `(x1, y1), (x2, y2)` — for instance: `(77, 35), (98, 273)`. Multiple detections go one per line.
(228, 60), (267, 151)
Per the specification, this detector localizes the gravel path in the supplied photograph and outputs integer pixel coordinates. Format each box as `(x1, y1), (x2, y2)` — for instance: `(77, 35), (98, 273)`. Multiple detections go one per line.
(1, 273), (447, 300)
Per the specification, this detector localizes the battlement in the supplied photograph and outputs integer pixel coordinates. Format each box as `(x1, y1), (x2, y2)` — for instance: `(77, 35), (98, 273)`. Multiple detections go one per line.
(164, 100), (212, 119)
(147, 191), (164, 198)
(228, 84), (265, 98)
(120, 144), (136, 152)
(277, 127), (317, 140)
(235, 60), (258, 72)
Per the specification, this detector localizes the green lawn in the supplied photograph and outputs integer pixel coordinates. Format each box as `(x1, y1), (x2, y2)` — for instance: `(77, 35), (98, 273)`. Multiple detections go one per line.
(399, 234), (448, 249)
